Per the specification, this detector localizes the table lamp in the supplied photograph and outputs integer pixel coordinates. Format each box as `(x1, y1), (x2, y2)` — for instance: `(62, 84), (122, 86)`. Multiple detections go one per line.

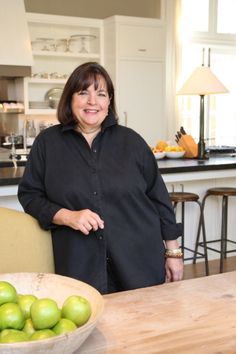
(177, 64), (228, 159)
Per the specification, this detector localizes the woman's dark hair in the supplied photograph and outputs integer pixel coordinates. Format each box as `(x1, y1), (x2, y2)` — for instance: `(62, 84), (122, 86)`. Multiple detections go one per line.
(57, 62), (117, 125)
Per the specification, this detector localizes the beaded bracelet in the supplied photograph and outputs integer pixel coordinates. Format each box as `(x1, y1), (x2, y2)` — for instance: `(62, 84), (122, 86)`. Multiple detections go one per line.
(165, 248), (183, 258)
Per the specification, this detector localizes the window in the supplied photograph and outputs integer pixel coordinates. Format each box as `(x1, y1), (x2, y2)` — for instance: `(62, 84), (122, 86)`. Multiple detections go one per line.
(181, 0), (209, 33)
(217, 0), (236, 34)
(178, 0), (236, 146)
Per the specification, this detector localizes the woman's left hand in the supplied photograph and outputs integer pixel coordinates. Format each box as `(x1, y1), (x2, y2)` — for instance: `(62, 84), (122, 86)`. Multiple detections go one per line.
(165, 257), (184, 282)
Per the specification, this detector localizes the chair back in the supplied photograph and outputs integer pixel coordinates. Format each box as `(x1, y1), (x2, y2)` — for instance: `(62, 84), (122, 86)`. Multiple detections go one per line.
(0, 207), (55, 273)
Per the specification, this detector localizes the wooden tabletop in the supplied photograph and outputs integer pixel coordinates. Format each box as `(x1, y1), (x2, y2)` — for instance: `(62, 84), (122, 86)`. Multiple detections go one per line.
(78, 271), (236, 353)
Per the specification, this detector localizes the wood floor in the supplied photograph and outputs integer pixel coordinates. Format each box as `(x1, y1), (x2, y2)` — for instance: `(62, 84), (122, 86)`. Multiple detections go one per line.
(183, 256), (236, 280)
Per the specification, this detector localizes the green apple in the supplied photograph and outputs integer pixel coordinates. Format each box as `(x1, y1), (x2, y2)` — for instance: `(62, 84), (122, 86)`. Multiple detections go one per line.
(0, 302), (25, 330)
(30, 298), (61, 330)
(61, 295), (91, 327)
(30, 329), (56, 341)
(22, 318), (36, 336)
(0, 281), (17, 305)
(52, 318), (77, 335)
(0, 329), (28, 343)
(18, 294), (37, 319)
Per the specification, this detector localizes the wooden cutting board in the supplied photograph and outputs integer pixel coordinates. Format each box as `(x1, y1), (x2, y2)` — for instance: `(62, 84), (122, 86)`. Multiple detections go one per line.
(79, 271), (236, 353)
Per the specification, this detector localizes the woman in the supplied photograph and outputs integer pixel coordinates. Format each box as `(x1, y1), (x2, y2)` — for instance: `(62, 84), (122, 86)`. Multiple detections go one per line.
(18, 62), (183, 294)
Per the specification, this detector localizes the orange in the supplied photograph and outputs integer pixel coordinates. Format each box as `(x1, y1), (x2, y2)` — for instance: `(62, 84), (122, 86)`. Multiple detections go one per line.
(156, 140), (168, 150)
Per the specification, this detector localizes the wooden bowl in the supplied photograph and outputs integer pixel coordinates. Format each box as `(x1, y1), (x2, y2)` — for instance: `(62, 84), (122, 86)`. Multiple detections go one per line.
(0, 273), (104, 354)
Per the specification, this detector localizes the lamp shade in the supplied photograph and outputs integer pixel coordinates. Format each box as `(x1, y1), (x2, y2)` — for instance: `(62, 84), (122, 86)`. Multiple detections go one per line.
(177, 66), (229, 95)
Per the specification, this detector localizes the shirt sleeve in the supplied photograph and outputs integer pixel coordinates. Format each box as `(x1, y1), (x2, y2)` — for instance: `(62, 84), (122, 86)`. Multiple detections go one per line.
(18, 134), (62, 230)
(142, 145), (182, 241)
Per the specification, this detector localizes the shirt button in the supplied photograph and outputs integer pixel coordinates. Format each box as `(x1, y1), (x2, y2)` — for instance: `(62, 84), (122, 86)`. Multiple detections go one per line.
(93, 149), (97, 153)
(98, 235), (103, 240)
(93, 191), (98, 195)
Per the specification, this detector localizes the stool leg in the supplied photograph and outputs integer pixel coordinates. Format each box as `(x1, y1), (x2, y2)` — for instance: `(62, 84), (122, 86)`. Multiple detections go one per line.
(173, 202), (177, 215)
(193, 218), (201, 263)
(172, 201), (185, 259)
(181, 202), (185, 260)
(193, 200), (209, 275)
(223, 196), (228, 259)
(193, 195), (207, 263)
(197, 201), (209, 276)
(220, 196), (228, 273)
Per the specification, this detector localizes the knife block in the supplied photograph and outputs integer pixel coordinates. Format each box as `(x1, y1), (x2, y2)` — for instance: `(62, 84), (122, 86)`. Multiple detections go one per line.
(178, 135), (198, 158)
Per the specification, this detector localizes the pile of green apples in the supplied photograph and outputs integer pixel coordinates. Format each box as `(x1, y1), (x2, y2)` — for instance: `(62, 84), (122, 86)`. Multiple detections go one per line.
(0, 280), (92, 343)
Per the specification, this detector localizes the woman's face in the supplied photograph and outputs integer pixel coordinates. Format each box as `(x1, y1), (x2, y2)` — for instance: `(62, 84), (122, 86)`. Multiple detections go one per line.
(71, 76), (110, 131)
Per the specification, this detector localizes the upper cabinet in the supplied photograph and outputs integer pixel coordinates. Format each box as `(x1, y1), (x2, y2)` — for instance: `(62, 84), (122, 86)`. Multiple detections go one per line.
(104, 16), (166, 147)
(118, 23), (164, 60)
(16, 13), (103, 115)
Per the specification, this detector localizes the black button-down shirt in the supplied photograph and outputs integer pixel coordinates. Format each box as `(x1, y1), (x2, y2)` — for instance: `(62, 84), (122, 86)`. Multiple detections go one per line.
(18, 112), (181, 294)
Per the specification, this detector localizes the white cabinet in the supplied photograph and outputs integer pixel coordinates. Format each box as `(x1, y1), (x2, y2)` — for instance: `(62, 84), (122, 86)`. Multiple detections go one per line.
(17, 13), (103, 115)
(104, 16), (166, 147)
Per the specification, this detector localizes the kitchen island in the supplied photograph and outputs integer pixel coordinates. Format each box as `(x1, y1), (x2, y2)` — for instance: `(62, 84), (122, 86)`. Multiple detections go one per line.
(1, 156), (236, 186)
(78, 271), (236, 353)
(1, 156), (236, 261)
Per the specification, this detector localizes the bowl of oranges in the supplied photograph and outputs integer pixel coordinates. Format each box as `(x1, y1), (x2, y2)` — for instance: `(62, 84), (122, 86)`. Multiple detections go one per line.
(152, 141), (185, 159)
(151, 140), (168, 159)
(0, 273), (104, 354)
(164, 145), (185, 158)
(151, 148), (166, 160)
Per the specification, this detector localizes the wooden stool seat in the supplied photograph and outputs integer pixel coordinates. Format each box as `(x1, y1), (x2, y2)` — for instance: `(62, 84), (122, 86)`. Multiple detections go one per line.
(169, 191), (209, 275)
(169, 192), (199, 203)
(205, 187), (236, 197)
(194, 187), (236, 273)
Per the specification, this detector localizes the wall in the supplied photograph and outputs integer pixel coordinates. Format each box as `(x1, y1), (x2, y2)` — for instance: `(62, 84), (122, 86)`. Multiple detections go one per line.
(24, 0), (161, 19)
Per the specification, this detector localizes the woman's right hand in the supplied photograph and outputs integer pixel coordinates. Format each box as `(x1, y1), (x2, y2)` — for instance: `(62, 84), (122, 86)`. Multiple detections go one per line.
(52, 208), (104, 235)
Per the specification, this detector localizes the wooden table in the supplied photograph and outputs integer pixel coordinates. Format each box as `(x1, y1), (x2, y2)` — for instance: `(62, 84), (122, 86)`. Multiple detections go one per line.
(78, 271), (236, 353)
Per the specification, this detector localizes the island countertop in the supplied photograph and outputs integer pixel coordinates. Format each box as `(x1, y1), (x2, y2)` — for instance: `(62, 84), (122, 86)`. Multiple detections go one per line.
(1, 156), (236, 187)
(157, 154), (236, 173)
(78, 271), (236, 353)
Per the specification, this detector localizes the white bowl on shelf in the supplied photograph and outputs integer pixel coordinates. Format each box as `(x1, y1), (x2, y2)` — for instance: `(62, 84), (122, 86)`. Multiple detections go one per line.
(153, 151), (166, 160)
(165, 151), (185, 159)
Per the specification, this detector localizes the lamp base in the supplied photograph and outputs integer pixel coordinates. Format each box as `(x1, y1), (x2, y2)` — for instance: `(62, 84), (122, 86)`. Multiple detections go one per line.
(197, 141), (208, 160)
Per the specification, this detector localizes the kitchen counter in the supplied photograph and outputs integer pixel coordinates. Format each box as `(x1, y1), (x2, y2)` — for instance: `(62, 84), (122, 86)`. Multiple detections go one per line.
(0, 166), (25, 186)
(1, 156), (236, 212)
(1, 156), (236, 187)
(157, 155), (236, 173)
(78, 271), (236, 353)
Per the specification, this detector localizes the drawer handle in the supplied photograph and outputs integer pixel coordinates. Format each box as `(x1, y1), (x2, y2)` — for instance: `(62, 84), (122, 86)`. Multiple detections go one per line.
(138, 48), (147, 52)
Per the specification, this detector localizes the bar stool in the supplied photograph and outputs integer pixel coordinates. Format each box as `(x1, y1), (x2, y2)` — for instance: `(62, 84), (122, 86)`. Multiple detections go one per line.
(169, 191), (209, 275)
(194, 187), (236, 273)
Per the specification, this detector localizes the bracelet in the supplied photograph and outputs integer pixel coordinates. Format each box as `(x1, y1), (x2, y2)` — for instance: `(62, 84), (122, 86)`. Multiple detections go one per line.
(165, 248), (183, 258)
